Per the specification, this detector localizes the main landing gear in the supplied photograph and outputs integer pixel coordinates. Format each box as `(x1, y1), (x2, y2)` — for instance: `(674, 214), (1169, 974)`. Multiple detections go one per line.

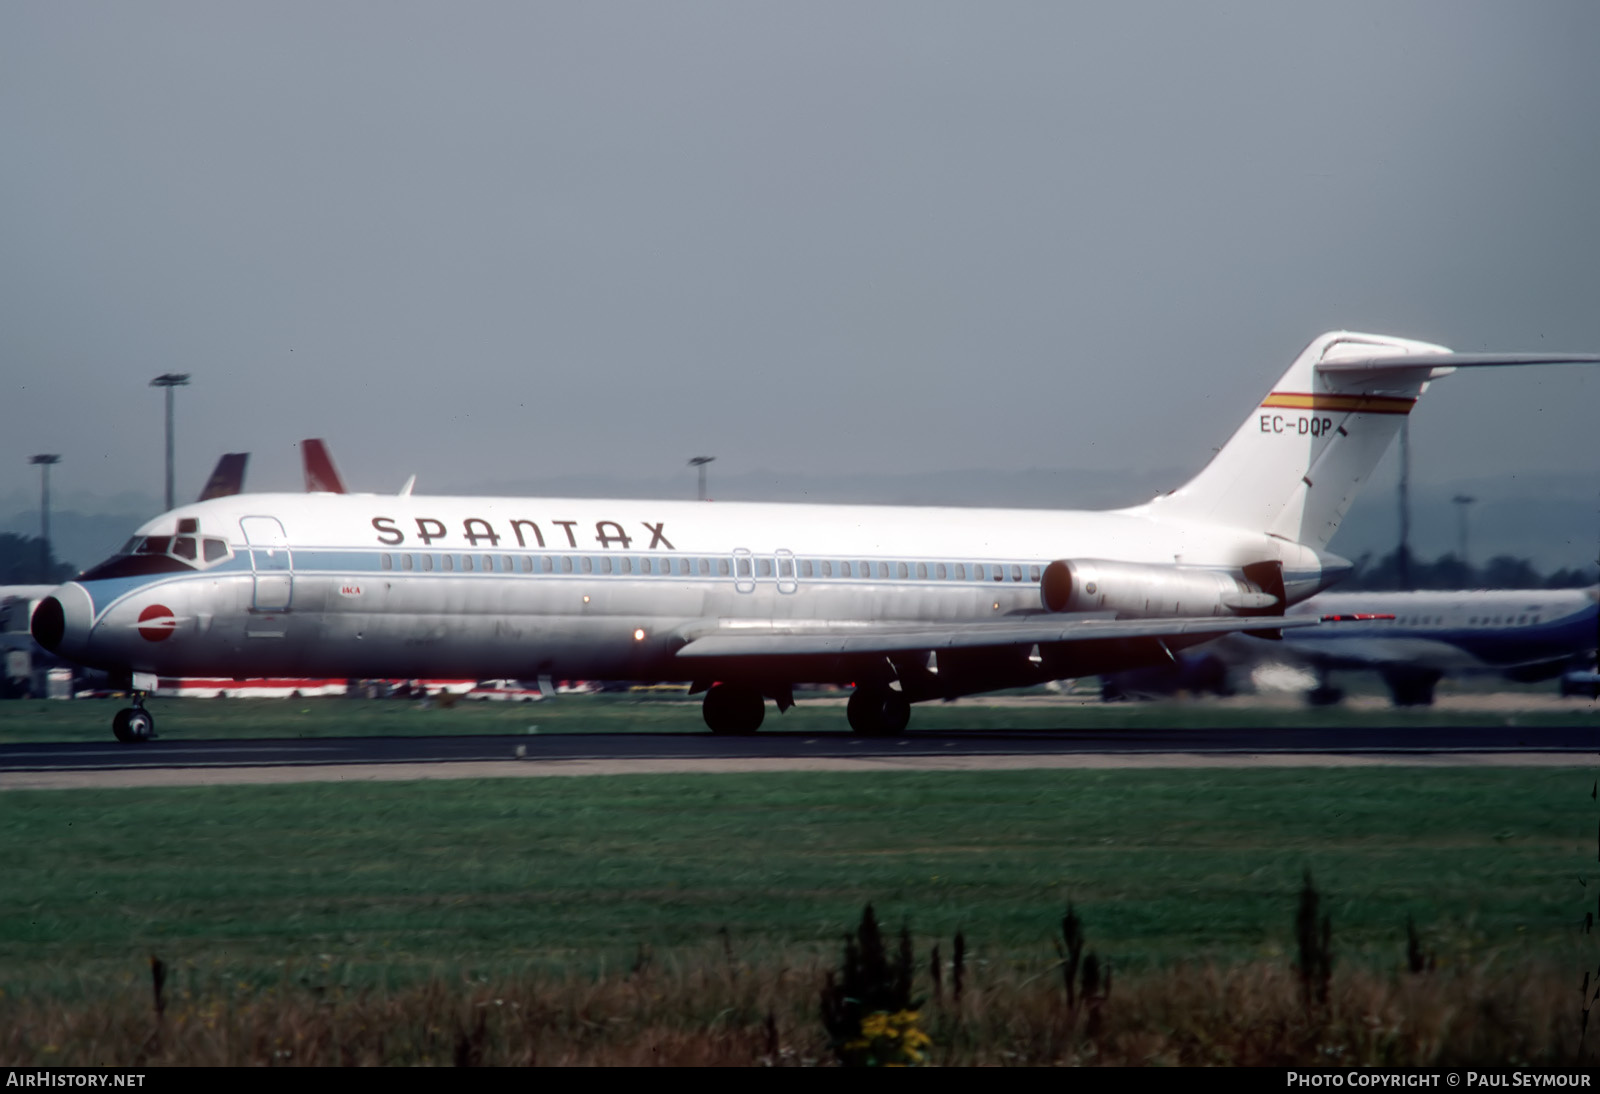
(698, 682), (913, 736)
(846, 685), (911, 737)
(701, 683), (765, 734)
(112, 692), (156, 744)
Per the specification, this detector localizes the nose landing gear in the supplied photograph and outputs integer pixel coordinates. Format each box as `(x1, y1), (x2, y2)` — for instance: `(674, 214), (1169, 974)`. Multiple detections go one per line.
(112, 693), (156, 743)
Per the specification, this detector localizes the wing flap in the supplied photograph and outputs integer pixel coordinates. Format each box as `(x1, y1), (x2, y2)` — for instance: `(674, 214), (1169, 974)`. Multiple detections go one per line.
(674, 614), (1321, 659)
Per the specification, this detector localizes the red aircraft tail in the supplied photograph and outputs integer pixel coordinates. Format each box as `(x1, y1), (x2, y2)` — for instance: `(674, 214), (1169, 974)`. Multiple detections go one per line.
(301, 439), (347, 493)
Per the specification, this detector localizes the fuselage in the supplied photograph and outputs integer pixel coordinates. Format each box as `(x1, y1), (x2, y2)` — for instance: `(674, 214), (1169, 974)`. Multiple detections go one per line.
(1279, 587), (1599, 677)
(36, 491), (1346, 686)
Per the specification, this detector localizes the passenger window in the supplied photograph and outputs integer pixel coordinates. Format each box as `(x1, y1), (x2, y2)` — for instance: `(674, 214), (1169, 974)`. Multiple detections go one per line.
(718, 558), (731, 577)
(402, 555), (414, 571)
(757, 558), (773, 578)
(935, 563), (946, 580)
(841, 562), (853, 578)
(466, 556), (477, 571)
(865, 562), (877, 579)
(541, 557), (553, 573)
(699, 559), (712, 576)
(581, 557), (593, 574)
(916, 562), (927, 579)
(422, 555), (434, 572)
(1011, 565), (1022, 582)
(1029, 565), (1041, 583)
(954, 564), (966, 580)
(779, 557), (794, 578)
(601, 557), (613, 575)
(821, 560), (833, 577)
(521, 556), (533, 573)
(560, 557), (573, 574)
(619, 557), (632, 574)
(443, 555), (455, 571)
(897, 562), (908, 579)
(171, 536), (197, 560)
(737, 557), (752, 578)
(994, 566), (1005, 582)
(381, 553), (393, 571)
(802, 560), (814, 578)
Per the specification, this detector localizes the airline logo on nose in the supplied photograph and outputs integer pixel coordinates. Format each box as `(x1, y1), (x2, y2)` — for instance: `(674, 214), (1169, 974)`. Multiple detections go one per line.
(138, 604), (176, 642)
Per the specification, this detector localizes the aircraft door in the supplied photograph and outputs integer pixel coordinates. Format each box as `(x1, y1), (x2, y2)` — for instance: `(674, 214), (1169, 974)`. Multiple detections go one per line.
(240, 516), (294, 612)
(732, 548), (755, 594)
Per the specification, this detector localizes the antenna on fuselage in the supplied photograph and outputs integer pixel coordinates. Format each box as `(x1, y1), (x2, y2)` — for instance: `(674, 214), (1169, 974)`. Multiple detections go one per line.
(399, 475), (416, 497)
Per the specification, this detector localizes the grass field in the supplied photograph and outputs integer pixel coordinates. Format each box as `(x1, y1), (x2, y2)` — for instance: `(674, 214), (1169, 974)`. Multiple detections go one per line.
(2, 683), (1596, 744)
(4, 689), (1597, 1064)
(3, 764), (1596, 1063)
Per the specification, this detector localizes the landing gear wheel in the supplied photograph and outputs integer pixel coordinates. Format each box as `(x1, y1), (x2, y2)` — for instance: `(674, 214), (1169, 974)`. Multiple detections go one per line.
(702, 684), (765, 735)
(847, 687), (912, 737)
(1383, 668), (1441, 708)
(112, 707), (155, 744)
(1305, 685), (1345, 707)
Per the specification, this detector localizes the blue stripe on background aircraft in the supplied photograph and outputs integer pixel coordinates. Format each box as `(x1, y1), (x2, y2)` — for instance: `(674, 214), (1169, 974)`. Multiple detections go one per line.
(1270, 586), (1599, 705)
(29, 331), (1599, 741)
(1102, 585), (1599, 706)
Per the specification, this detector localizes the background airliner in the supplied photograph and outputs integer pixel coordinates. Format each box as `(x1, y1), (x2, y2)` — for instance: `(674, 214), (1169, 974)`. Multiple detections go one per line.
(30, 332), (1598, 742)
(1103, 585), (1599, 706)
(1268, 585), (1599, 705)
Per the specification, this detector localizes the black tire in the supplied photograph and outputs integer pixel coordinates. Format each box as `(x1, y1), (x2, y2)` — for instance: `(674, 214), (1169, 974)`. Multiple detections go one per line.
(702, 684), (765, 734)
(847, 687), (911, 737)
(112, 708), (153, 743)
(1305, 685), (1345, 707)
(1383, 669), (1440, 708)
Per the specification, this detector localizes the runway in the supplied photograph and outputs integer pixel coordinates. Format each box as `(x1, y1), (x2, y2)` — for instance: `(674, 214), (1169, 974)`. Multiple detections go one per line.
(2, 724), (1596, 790)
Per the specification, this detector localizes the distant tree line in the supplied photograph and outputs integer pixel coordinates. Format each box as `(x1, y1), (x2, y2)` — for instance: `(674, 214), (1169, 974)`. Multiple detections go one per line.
(1340, 549), (1599, 592)
(0, 533), (76, 585)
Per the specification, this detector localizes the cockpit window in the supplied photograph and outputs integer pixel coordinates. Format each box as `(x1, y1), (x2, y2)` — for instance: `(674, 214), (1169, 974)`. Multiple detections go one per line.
(79, 530), (235, 581)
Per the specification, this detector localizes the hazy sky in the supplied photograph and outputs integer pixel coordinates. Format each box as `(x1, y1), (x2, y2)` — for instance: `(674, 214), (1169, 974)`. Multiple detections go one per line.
(3, 2), (1597, 504)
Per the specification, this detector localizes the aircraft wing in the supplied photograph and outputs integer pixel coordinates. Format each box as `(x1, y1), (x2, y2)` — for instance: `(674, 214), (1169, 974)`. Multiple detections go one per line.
(674, 614), (1322, 659)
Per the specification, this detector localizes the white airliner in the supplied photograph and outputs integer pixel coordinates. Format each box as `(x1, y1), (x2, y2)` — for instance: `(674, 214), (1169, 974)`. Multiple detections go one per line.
(30, 332), (1597, 742)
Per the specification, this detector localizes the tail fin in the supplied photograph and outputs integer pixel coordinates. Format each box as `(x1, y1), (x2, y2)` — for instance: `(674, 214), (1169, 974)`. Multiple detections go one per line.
(1142, 332), (1598, 548)
(195, 453), (249, 502)
(301, 439), (348, 494)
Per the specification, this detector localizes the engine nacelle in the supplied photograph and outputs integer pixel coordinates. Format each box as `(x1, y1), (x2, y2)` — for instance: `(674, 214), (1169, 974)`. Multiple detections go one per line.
(1039, 559), (1280, 618)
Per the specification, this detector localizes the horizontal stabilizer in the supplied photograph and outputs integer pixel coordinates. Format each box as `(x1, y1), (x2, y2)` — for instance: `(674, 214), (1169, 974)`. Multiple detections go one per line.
(1319, 352), (1600, 373)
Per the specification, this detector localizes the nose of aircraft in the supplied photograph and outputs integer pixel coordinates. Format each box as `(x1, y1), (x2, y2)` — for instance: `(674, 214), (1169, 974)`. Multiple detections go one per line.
(31, 584), (92, 657)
